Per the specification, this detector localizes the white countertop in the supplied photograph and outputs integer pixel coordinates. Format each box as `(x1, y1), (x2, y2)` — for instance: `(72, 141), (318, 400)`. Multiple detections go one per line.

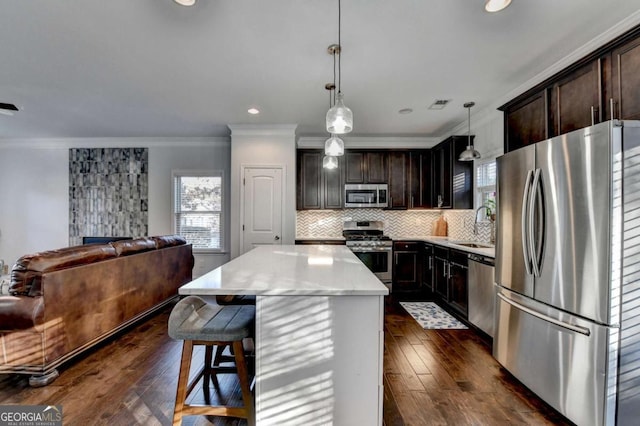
(392, 236), (495, 258)
(295, 235), (495, 258)
(179, 245), (389, 296)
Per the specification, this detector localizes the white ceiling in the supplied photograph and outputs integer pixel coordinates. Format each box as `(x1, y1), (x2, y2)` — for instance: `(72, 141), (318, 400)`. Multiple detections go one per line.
(1, 0), (640, 140)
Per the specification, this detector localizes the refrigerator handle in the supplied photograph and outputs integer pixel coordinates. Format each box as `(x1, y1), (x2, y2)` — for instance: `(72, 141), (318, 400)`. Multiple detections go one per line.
(497, 293), (591, 336)
(529, 168), (543, 277)
(521, 170), (534, 275)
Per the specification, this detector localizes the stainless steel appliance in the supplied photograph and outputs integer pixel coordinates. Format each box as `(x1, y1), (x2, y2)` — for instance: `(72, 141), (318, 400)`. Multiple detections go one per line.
(467, 254), (495, 337)
(494, 120), (640, 426)
(343, 220), (392, 289)
(344, 184), (388, 208)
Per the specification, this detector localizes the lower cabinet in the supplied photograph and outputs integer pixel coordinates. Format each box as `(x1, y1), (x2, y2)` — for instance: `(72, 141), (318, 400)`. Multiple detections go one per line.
(393, 241), (421, 293)
(432, 246), (469, 317)
(420, 243), (434, 293)
(448, 250), (469, 316)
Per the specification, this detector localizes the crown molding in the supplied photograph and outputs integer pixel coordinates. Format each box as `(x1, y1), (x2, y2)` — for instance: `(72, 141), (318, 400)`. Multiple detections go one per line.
(440, 10), (640, 138)
(228, 124), (298, 137)
(297, 135), (440, 149)
(0, 137), (230, 149)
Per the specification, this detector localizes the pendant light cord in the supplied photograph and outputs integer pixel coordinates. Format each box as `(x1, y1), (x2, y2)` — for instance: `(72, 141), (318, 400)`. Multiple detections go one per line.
(468, 105), (471, 145)
(338, 0), (342, 94)
(333, 50), (337, 106)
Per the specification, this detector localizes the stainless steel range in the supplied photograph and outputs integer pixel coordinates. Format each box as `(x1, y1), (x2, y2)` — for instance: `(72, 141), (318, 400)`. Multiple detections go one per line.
(343, 221), (392, 290)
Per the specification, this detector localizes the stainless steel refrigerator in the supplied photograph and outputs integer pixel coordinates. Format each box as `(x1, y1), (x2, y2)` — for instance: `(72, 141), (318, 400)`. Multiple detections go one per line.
(494, 120), (640, 426)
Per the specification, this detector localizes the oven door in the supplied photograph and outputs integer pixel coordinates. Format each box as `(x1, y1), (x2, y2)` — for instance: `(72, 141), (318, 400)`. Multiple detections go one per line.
(349, 247), (392, 283)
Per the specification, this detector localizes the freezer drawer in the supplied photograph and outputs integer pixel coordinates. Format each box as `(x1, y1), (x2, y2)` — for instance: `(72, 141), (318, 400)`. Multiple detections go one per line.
(493, 291), (616, 426)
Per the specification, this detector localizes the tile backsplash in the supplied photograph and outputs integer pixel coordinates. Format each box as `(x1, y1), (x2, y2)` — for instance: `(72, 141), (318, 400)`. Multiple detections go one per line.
(297, 209), (494, 244)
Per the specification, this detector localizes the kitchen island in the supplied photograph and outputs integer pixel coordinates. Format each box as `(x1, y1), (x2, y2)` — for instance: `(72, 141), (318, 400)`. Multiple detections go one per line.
(179, 245), (389, 425)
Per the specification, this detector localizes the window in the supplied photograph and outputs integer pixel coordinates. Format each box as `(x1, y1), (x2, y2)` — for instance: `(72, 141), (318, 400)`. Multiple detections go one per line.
(476, 160), (496, 213)
(173, 171), (223, 251)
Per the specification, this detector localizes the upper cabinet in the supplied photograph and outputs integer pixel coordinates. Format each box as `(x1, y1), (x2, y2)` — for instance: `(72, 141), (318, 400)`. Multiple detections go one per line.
(432, 136), (473, 209)
(408, 150), (432, 209)
(504, 90), (548, 153)
(611, 36), (640, 120)
(296, 150), (344, 210)
(387, 151), (409, 209)
(502, 25), (640, 153)
(345, 151), (388, 184)
(296, 146), (469, 210)
(549, 59), (604, 135)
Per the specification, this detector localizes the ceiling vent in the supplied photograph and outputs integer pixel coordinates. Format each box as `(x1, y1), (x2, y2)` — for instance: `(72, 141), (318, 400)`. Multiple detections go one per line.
(428, 99), (451, 110)
(0, 103), (18, 115)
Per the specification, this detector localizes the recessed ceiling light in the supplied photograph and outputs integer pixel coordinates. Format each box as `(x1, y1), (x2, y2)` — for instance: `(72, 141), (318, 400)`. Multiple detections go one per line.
(485, 0), (511, 12)
(247, 108), (260, 115)
(174, 0), (196, 6)
(398, 108), (413, 115)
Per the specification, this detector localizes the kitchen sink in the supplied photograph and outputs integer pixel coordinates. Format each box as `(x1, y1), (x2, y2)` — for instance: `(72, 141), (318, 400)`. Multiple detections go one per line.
(451, 241), (494, 249)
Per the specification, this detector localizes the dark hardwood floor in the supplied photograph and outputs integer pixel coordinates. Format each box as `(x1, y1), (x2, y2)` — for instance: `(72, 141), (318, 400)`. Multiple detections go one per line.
(0, 297), (571, 425)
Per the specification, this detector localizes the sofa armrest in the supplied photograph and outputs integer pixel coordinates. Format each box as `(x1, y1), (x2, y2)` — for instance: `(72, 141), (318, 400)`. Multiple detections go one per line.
(0, 296), (44, 330)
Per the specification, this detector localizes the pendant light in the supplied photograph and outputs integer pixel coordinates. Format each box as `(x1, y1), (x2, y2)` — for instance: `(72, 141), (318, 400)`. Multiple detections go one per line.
(326, 0), (353, 134)
(459, 102), (481, 161)
(322, 155), (338, 169)
(325, 134), (345, 156)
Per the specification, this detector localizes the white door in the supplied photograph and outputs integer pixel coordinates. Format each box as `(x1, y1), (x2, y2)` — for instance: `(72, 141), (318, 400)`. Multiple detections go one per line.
(242, 167), (283, 254)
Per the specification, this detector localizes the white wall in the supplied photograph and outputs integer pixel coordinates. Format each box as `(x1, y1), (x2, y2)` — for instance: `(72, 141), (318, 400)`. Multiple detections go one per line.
(0, 144), (69, 266)
(0, 138), (231, 275)
(229, 125), (297, 259)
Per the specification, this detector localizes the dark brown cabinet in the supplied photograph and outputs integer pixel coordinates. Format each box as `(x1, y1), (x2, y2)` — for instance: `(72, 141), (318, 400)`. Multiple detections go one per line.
(393, 241), (421, 292)
(409, 150), (432, 208)
(296, 150), (344, 210)
(549, 60), (603, 135)
(432, 136), (473, 209)
(420, 243), (434, 293)
(504, 91), (548, 153)
(432, 246), (469, 317)
(433, 246), (449, 299)
(502, 25), (640, 153)
(297, 145), (463, 210)
(388, 151), (409, 209)
(448, 249), (469, 316)
(345, 151), (388, 184)
(611, 36), (640, 120)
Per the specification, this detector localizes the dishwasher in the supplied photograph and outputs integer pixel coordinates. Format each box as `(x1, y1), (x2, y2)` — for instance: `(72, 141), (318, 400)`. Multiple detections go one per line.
(467, 254), (495, 338)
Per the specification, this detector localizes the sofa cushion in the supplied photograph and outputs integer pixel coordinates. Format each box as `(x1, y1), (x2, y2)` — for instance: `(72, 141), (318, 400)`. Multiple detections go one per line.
(10, 244), (117, 296)
(110, 237), (157, 257)
(151, 235), (187, 249)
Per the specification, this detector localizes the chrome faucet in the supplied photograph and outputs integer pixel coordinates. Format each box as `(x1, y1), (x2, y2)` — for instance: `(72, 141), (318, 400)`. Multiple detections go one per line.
(474, 206), (490, 236)
(474, 206), (496, 244)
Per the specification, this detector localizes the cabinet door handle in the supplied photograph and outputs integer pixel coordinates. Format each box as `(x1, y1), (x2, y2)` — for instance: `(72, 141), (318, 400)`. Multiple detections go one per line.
(442, 261), (447, 278)
(411, 195), (414, 209)
(610, 98), (616, 121)
(429, 256), (432, 270)
(591, 106), (595, 126)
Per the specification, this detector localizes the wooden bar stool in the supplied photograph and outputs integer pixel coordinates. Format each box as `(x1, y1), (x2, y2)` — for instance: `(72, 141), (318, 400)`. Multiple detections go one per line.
(213, 294), (257, 369)
(168, 296), (255, 425)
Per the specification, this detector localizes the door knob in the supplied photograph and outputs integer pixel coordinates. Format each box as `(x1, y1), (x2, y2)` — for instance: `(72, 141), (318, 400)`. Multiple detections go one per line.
(274, 236), (280, 241)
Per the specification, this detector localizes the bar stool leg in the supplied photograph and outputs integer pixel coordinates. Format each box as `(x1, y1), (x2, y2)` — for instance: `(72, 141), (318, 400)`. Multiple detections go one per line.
(173, 340), (194, 426)
(233, 340), (254, 425)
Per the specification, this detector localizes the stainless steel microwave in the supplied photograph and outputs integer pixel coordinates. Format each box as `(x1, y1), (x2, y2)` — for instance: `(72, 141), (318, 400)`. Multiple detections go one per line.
(344, 184), (388, 208)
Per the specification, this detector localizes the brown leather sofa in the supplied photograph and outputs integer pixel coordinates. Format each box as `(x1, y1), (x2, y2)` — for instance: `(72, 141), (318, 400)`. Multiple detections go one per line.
(0, 235), (194, 386)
